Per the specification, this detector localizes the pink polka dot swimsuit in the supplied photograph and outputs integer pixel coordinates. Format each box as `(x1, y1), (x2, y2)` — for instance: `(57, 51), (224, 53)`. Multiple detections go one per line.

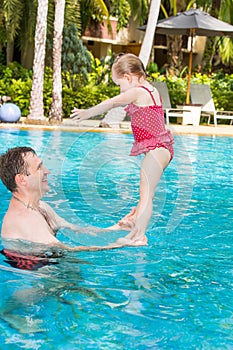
(125, 86), (174, 160)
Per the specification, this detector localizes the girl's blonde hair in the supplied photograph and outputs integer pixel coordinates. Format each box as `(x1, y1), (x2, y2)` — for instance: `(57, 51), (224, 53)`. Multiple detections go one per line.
(112, 53), (147, 80)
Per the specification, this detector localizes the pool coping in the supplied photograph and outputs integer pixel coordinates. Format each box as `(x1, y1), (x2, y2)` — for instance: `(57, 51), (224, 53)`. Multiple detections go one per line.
(1, 119), (233, 136)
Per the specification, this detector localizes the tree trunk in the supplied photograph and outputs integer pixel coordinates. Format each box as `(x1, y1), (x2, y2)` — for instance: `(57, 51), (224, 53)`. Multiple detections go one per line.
(49, 0), (65, 123)
(21, 41), (34, 69)
(139, 0), (161, 68)
(6, 40), (14, 65)
(165, 1), (184, 73)
(28, 0), (48, 120)
(202, 0), (222, 72)
(166, 34), (183, 73)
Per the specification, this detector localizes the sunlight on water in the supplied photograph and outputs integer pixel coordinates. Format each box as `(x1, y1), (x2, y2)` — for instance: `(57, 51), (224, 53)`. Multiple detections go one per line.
(0, 129), (233, 349)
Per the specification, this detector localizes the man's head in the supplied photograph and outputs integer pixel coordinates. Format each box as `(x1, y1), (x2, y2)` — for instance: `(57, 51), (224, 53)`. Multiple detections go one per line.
(0, 147), (36, 192)
(0, 147), (50, 196)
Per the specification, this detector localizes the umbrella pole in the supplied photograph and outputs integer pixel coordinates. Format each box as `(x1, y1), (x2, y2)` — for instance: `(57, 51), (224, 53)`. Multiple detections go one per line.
(186, 29), (194, 104)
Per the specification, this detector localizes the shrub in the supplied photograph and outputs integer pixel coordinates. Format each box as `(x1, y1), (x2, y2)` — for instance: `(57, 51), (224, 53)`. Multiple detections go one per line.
(62, 24), (92, 90)
(62, 84), (119, 118)
(152, 71), (233, 110)
(0, 62), (232, 120)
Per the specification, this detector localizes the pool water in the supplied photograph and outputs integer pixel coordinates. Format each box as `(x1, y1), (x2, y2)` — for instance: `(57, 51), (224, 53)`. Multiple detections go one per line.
(0, 128), (233, 349)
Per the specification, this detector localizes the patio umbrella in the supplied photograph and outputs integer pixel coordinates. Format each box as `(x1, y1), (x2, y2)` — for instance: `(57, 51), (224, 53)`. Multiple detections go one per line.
(140, 8), (233, 103)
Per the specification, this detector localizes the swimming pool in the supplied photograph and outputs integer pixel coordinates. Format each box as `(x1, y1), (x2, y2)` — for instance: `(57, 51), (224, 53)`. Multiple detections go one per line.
(0, 128), (233, 349)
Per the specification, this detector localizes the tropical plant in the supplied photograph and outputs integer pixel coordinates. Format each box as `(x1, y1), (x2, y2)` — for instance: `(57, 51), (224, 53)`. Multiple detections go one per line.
(0, 0), (82, 68)
(88, 50), (115, 85)
(0, 0), (37, 67)
(61, 24), (92, 89)
(127, 0), (149, 25)
(79, 0), (110, 34)
(106, 0), (131, 31)
(159, 0), (196, 72)
(0, 62), (232, 118)
(219, 0), (233, 65)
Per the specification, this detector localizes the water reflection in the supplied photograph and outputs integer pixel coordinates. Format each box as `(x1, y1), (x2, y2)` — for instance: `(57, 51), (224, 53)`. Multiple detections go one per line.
(0, 250), (99, 334)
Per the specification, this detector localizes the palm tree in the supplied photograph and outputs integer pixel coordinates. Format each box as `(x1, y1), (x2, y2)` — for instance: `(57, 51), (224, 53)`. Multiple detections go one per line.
(27, 0), (48, 121)
(79, 0), (109, 34)
(0, 0), (38, 67)
(48, 0), (109, 123)
(139, 0), (161, 67)
(159, 0), (195, 72)
(201, 0), (222, 71)
(219, 0), (233, 65)
(28, 0), (110, 122)
(0, 0), (25, 65)
(48, 0), (65, 123)
(127, 0), (149, 25)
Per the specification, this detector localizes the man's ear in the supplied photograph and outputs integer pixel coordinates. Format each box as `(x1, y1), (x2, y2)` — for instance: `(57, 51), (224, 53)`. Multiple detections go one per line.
(15, 173), (27, 187)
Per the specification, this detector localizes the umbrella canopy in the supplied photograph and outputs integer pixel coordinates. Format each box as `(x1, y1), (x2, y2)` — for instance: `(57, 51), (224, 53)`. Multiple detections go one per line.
(140, 8), (233, 103)
(156, 8), (233, 37)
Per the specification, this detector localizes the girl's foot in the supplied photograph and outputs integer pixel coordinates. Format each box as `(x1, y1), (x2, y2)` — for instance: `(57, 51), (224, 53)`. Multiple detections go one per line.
(116, 235), (148, 247)
(130, 235), (148, 246)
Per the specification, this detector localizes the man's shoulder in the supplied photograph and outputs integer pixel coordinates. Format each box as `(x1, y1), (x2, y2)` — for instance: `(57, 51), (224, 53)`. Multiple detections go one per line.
(1, 205), (42, 239)
(1, 212), (24, 239)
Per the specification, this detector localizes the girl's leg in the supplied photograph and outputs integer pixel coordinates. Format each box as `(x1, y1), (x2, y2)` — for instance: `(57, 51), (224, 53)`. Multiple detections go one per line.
(118, 147), (171, 245)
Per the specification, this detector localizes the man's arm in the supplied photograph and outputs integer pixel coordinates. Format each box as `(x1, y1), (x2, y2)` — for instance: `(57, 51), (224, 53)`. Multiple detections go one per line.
(41, 201), (102, 235)
(62, 241), (125, 251)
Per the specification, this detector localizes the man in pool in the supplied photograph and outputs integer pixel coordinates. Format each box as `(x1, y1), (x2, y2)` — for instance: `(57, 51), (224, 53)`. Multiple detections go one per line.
(0, 146), (125, 257)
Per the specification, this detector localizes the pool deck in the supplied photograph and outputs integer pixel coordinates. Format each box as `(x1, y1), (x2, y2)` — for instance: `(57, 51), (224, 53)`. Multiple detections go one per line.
(1, 119), (233, 136)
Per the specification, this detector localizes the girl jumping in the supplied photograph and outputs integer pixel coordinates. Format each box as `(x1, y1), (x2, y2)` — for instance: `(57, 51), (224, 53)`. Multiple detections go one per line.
(70, 53), (174, 246)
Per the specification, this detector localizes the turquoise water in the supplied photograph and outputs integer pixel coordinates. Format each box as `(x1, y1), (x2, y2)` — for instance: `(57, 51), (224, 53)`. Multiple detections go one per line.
(0, 128), (233, 349)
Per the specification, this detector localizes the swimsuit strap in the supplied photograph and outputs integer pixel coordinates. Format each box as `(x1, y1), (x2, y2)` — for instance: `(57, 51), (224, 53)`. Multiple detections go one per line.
(139, 85), (158, 105)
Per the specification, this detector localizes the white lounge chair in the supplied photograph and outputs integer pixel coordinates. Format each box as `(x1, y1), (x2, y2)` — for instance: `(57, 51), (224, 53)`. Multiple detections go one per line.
(190, 84), (233, 126)
(153, 81), (192, 125)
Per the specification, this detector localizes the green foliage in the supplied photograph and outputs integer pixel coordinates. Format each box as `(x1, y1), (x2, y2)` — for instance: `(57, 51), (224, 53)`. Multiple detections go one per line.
(0, 62), (232, 120)
(108, 0), (131, 30)
(63, 0), (81, 33)
(1, 0), (25, 42)
(62, 84), (120, 118)
(62, 24), (92, 90)
(126, 0), (149, 26)
(43, 67), (53, 117)
(0, 77), (31, 116)
(152, 72), (187, 106)
(79, 0), (93, 33)
(209, 72), (233, 110)
(88, 50), (116, 85)
(152, 70), (233, 111)
(219, 37), (233, 66)
(0, 62), (32, 116)
(79, 0), (109, 34)
(147, 62), (159, 75)
(0, 61), (32, 81)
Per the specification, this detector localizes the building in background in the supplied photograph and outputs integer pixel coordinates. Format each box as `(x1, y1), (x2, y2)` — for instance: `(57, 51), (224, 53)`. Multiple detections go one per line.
(82, 16), (206, 70)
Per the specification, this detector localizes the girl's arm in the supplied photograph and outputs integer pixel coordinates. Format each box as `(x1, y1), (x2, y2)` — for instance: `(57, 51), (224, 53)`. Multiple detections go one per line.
(70, 88), (138, 121)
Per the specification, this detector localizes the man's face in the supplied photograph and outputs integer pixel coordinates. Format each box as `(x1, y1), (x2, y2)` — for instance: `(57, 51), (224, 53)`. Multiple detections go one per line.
(23, 152), (50, 196)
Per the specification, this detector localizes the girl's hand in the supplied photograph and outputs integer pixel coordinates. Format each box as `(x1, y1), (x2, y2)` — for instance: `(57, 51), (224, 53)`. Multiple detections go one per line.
(70, 108), (88, 121)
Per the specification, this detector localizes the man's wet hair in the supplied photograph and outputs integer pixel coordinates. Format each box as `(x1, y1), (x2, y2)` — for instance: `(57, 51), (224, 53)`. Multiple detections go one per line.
(0, 146), (36, 192)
